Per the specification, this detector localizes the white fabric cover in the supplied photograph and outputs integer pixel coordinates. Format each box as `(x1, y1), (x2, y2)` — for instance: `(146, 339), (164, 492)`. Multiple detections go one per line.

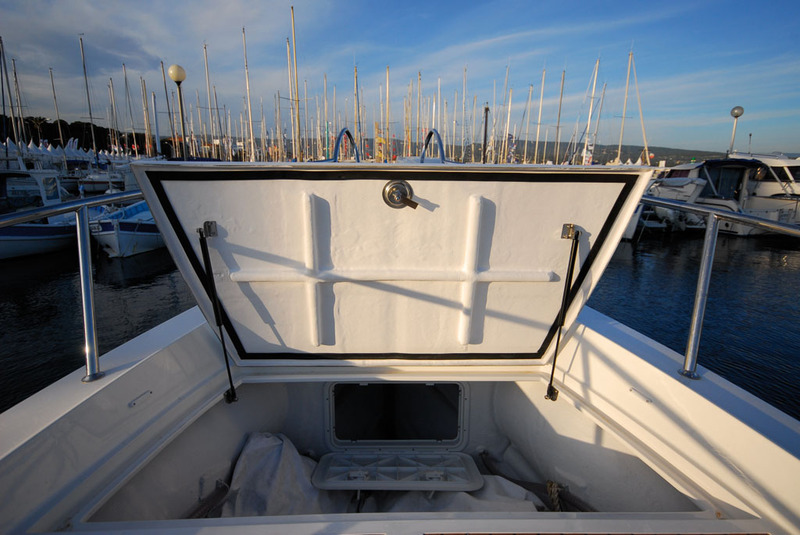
(221, 433), (544, 516)
(368, 475), (543, 512)
(221, 433), (353, 516)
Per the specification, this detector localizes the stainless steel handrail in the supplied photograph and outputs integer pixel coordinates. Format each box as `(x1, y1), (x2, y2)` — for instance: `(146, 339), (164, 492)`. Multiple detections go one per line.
(2, 190), (798, 384)
(642, 195), (800, 237)
(0, 190), (143, 227)
(0, 190), (144, 382)
(640, 195), (800, 379)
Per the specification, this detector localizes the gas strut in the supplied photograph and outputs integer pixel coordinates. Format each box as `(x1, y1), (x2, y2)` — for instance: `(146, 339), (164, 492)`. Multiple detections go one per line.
(198, 221), (238, 404)
(546, 223), (581, 402)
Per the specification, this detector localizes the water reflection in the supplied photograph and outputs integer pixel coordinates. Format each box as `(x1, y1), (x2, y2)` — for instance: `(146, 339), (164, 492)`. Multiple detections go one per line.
(0, 248), (194, 412)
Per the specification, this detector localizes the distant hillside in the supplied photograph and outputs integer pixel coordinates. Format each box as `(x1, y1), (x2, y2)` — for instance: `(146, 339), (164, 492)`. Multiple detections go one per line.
(594, 144), (726, 167)
(522, 142), (725, 167)
(489, 140), (726, 167)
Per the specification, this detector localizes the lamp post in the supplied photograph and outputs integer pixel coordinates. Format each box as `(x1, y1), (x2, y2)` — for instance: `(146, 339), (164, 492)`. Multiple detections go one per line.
(168, 64), (188, 160)
(728, 106), (743, 156)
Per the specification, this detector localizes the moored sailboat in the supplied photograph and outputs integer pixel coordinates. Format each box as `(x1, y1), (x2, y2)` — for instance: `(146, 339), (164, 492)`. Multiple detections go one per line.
(90, 199), (163, 257)
(0, 170), (75, 259)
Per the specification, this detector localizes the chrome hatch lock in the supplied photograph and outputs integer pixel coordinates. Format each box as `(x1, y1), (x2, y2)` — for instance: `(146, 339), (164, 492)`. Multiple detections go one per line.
(383, 179), (418, 209)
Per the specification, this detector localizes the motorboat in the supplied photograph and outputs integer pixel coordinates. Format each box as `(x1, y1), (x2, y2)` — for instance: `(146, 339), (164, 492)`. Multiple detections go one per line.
(78, 169), (126, 194)
(90, 199), (164, 258)
(0, 170), (75, 259)
(650, 153), (800, 235)
(642, 174), (707, 231)
(0, 159), (799, 534)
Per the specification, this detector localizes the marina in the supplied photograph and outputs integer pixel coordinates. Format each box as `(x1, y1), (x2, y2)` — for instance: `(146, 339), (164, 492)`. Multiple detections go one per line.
(1, 2), (799, 533)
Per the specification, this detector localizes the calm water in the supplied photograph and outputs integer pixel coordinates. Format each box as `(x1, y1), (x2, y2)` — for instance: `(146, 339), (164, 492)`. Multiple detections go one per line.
(0, 247), (195, 413)
(1, 234), (799, 419)
(589, 233), (800, 420)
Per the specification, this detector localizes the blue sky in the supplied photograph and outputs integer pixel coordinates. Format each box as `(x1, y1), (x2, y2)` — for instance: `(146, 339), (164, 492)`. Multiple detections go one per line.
(1, 0), (798, 156)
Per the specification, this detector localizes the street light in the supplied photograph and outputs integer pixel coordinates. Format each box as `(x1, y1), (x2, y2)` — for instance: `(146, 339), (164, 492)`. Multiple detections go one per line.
(168, 64), (188, 160)
(728, 106), (743, 156)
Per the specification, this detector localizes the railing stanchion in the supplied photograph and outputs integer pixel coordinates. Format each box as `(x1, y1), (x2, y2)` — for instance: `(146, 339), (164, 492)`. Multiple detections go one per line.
(680, 212), (720, 379)
(76, 205), (103, 382)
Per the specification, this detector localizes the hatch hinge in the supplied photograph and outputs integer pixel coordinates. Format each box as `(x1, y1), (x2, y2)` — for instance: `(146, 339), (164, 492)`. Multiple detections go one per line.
(545, 224), (581, 402)
(198, 221), (238, 404)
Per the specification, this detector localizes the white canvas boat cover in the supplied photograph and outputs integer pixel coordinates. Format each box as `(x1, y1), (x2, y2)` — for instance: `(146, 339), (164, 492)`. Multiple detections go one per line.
(220, 433), (544, 516)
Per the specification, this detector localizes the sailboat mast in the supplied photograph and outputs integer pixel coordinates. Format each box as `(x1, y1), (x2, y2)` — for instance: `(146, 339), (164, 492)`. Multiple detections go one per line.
(285, 39), (296, 160)
(160, 61), (176, 157)
(489, 81), (497, 162)
(324, 74), (329, 159)
(385, 66), (390, 161)
(408, 81), (413, 157)
(79, 36), (98, 161)
(353, 68), (358, 151)
(11, 59), (25, 146)
(617, 50), (632, 163)
(260, 97), (267, 161)
(304, 79), (309, 160)
(0, 37), (21, 149)
(592, 83), (607, 162)
(355, 68), (363, 156)
(416, 72), (421, 157)
(123, 64), (138, 157)
(534, 68), (545, 164)
(436, 76), (441, 134)
(523, 84), (532, 164)
(203, 44), (217, 159)
(108, 77), (120, 153)
(140, 77), (152, 157)
(213, 86), (225, 160)
(226, 105), (232, 160)
(151, 91), (161, 155)
(555, 69), (565, 164)
(582, 58), (599, 165)
(503, 88), (512, 162)
(196, 90), (204, 157)
(471, 95), (477, 163)
(275, 91), (282, 160)
(290, 6), (301, 160)
(50, 68), (70, 167)
(632, 54), (651, 165)
(49, 68), (65, 148)
(242, 28), (256, 162)
(461, 66), (467, 161)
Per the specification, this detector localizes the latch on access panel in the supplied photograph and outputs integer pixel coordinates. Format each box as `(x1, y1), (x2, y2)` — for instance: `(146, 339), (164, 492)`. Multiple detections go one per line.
(383, 179), (418, 209)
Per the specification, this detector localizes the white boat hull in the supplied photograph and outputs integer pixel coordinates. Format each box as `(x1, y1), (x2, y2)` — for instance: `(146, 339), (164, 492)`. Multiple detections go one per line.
(0, 223), (75, 259)
(90, 200), (165, 258)
(1, 306), (797, 533)
(1, 163), (798, 534)
(91, 219), (164, 257)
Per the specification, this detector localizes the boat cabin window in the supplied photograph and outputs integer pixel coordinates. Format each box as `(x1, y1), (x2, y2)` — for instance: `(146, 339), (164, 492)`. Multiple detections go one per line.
(702, 166), (746, 199)
(778, 165), (800, 183)
(331, 383), (462, 443)
(665, 168), (691, 178)
(751, 166), (775, 182)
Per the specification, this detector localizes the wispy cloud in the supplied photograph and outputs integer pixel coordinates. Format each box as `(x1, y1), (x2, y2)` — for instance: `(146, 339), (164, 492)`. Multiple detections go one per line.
(1, 0), (797, 152)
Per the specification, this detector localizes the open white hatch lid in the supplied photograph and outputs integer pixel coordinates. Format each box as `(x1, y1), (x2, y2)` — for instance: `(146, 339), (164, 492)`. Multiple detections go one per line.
(133, 162), (650, 360)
